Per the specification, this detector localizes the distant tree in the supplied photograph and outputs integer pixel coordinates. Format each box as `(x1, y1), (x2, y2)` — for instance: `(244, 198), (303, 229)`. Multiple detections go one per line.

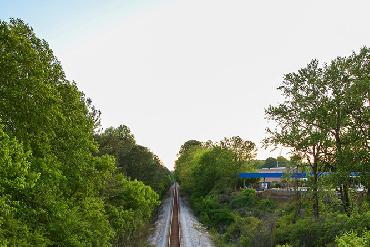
(178, 140), (202, 155)
(203, 140), (215, 148)
(95, 125), (136, 169)
(95, 126), (171, 196)
(219, 136), (257, 162)
(260, 156), (288, 168)
(174, 144), (209, 193)
(241, 159), (263, 171)
(262, 157), (278, 168)
(176, 137), (257, 194)
(193, 147), (238, 195)
(277, 156), (288, 166)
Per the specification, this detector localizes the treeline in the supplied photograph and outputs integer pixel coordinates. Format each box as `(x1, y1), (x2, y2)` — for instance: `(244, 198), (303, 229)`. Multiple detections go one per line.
(0, 19), (170, 246)
(175, 48), (369, 246)
(245, 156), (290, 169)
(95, 125), (172, 197)
(175, 137), (256, 196)
(175, 137), (268, 245)
(257, 156), (289, 169)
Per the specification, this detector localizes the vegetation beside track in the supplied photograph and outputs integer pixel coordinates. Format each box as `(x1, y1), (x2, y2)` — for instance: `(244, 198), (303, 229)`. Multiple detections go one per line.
(175, 47), (369, 247)
(0, 19), (171, 246)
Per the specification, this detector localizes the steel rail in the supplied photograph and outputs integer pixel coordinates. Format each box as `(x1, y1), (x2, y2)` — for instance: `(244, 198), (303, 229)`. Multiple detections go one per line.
(168, 183), (180, 247)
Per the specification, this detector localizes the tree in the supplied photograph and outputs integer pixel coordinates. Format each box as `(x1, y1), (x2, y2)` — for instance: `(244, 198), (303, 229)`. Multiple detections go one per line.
(178, 140), (202, 156)
(262, 157), (278, 168)
(0, 19), (163, 245)
(264, 59), (330, 219)
(176, 137), (257, 195)
(0, 18), (120, 245)
(95, 125), (136, 159)
(102, 173), (159, 246)
(0, 126), (44, 245)
(265, 47), (370, 218)
(319, 48), (370, 214)
(277, 156), (288, 166)
(219, 136), (257, 162)
(95, 126), (171, 196)
(174, 143), (208, 193)
(193, 147), (238, 195)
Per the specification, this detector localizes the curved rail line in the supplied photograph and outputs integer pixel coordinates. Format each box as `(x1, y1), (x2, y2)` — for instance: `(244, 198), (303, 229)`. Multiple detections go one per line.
(168, 184), (180, 247)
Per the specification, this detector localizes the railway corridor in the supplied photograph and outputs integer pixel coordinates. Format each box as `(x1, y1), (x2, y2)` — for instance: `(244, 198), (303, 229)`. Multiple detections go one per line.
(169, 185), (180, 247)
(148, 184), (214, 247)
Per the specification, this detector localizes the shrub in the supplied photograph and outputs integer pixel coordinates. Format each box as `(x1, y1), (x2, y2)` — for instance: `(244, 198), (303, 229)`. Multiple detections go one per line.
(336, 230), (369, 247)
(230, 189), (257, 209)
(275, 212), (370, 246)
(191, 195), (234, 232)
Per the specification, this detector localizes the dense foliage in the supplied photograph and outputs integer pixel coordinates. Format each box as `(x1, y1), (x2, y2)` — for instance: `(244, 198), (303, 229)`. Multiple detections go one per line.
(0, 19), (167, 246)
(257, 156), (289, 169)
(95, 125), (172, 196)
(175, 137), (256, 196)
(175, 48), (369, 246)
(175, 138), (272, 245)
(264, 47), (369, 217)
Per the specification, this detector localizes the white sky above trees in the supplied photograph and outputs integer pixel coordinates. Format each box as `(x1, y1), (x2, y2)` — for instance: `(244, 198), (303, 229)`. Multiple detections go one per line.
(2, 0), (370, 169)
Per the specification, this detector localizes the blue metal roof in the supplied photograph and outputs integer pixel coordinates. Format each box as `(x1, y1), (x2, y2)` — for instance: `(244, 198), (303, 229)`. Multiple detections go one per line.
(239, 172), (359, 179)
(239, 172), (306, 179)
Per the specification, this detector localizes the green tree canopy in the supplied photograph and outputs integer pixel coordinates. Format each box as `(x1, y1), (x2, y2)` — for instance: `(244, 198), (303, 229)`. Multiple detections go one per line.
(264, 47), (370, 217)
(219, 136), (257, 162)
(262, 157), (277, 168)
(178, 140), (203, 156)
(95, 125), (171, 196)
(0, 19), (163, 246)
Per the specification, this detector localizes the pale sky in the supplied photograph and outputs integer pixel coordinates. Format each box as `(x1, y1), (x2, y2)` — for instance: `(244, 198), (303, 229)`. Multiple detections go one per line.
(1, 0), (369, 169)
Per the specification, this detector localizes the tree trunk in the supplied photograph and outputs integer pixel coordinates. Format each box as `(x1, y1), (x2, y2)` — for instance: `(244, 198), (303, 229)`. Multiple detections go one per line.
(294, 177), (302, 223)
(312, 163), (319, 219)
(335, 130), (351, 216)
(342, 183), (351, 216)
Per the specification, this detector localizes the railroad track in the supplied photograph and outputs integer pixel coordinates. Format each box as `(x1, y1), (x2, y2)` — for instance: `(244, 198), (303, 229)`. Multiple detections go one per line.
(168, 184), (180, 247)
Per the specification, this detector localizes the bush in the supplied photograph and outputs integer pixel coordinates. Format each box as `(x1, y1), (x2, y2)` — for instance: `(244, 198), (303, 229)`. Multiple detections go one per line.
(336, 230), (369, 247)
(275, 212), (370, 246)
(223, 215), (263, 247)
(191, 195), (234, 232)
(230, 189), (257, 209)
